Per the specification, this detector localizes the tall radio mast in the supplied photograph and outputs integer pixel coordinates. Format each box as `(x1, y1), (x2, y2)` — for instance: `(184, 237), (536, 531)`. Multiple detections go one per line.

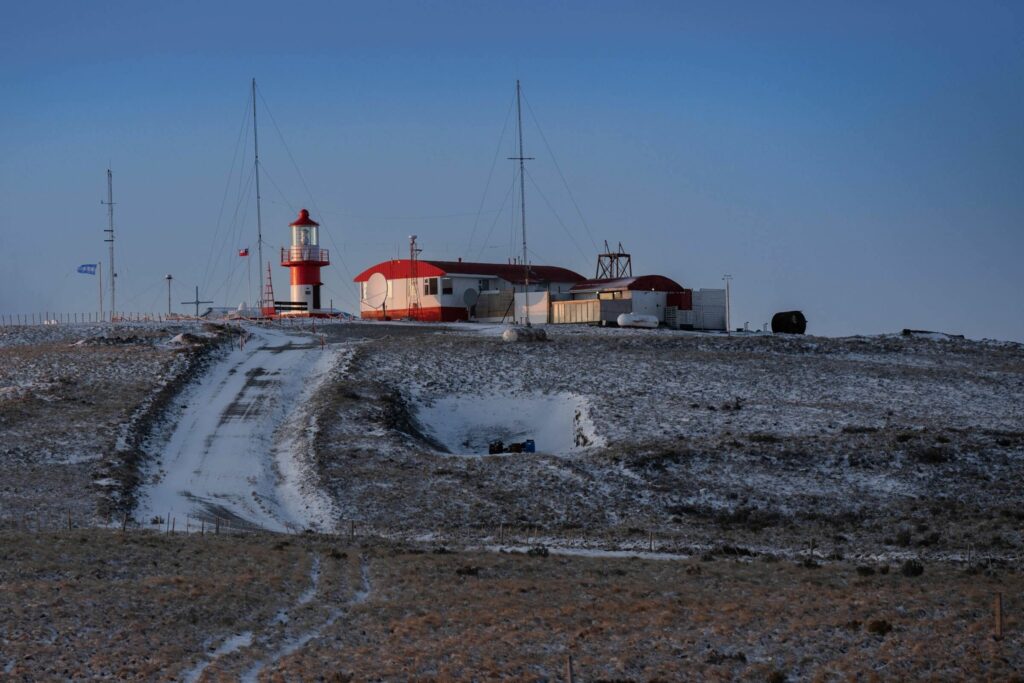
(508, 80), (534, 326)
(101, 169), (116, 318)
(252, 78), (267, 314)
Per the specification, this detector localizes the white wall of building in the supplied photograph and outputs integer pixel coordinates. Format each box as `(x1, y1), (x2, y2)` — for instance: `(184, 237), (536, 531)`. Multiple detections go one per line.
(360, 272), (576, 319)
(512, 291), (551, 325)
(629, 291), (668, 320)
(693, 288), (726, 330)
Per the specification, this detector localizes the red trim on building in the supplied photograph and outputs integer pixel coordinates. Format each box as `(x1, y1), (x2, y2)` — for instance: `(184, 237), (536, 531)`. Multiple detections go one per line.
(359, 306), (469, 322)
(570, 274), (686, 293)
(353, 260), (447, 282)
(290, 208), (320, 227)
(353, 259), (584, 285)
(666, 290), (693, 310)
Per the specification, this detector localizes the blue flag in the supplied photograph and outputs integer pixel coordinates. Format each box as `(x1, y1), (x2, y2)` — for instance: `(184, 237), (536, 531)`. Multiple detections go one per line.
(77, 264), (97, 275)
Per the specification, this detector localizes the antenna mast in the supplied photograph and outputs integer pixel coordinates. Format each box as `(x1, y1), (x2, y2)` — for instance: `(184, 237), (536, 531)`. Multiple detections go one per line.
(102, 169), (115, 319)
(508, 80), (534, 325)
(252, 78), (266, 314)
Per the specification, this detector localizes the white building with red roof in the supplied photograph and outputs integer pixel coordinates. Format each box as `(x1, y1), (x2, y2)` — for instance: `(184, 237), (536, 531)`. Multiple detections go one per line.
(353, 259), (584, 323)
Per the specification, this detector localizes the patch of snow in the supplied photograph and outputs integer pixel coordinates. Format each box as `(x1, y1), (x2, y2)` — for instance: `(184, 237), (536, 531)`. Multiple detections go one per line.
(415, 392), (604, 456)
(180, 631), (253, 683)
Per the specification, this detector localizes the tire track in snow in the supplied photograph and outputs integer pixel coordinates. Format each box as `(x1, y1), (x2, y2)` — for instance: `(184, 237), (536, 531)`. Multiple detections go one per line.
(138, 326), (347, 531)
(180, 552), (324, 682)
(240, 554), (372, 682)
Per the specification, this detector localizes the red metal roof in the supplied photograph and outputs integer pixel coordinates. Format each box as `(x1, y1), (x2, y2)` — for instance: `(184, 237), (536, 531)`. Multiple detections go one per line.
(570, 275), (686, 292)
(290, 208), (320, 227)
(353, 259), (585, 285)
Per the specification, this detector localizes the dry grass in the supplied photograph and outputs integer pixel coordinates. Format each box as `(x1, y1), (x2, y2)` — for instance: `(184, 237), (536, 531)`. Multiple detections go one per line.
(278, 547), (1023, 681)
(6, 528), (1017, 680)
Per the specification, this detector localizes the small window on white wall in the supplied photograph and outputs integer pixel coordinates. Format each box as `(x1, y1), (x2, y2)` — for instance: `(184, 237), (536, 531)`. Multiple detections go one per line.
(441, 278), (453, 295)
(424, 278), (439, 296)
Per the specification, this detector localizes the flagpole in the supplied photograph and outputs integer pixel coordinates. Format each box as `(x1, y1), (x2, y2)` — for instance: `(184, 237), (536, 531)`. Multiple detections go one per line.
(98, 261), (104, 322)
(247, 250), (252, 314)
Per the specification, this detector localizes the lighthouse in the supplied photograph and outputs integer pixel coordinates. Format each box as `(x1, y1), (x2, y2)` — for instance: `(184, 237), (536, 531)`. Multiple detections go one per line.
(280, 208), (331, 316)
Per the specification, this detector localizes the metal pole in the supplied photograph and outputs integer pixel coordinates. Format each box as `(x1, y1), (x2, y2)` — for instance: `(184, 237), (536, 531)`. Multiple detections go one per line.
(246, 252), (252, 312)
(508, 80), (534, 326)
(252, 79), (265, 312)
(98, 261), (104, 321)
(103, 170), (115, 316)
(723, 274), (732, 334)
(516, 81), (528, 326)
(165, 274), (173, 315)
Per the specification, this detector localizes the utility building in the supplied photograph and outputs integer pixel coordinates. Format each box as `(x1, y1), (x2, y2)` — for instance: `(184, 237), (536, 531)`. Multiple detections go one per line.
(354, 259), (584, 323)
(554, 275), (692, 326)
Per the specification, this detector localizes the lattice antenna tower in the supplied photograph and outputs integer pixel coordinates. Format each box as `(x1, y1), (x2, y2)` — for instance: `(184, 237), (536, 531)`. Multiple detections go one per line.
(595, 241), (632, 279)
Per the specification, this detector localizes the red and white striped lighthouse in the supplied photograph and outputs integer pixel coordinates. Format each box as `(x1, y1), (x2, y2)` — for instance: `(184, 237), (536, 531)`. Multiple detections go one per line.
(280, 209), (330, 316)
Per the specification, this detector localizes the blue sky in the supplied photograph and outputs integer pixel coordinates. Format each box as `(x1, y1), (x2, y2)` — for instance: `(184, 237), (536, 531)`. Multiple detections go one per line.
(2, 1), (1022, 339)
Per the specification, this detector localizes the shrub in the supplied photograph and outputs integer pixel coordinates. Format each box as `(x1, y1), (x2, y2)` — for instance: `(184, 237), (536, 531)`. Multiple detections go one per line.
(867, 619), (892, 636)
(900, 559), (924, 577)
(912, 446), (948, 464)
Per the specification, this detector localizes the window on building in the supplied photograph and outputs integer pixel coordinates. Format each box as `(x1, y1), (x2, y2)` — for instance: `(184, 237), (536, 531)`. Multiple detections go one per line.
(424, 278), (438, 296)
(441, 278), (453, 295)
(478, 279), (491, 291)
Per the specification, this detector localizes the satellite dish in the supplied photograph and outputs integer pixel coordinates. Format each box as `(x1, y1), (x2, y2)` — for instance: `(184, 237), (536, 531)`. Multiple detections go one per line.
(365, 272), (388, 308)
(463, 287), (479, 308)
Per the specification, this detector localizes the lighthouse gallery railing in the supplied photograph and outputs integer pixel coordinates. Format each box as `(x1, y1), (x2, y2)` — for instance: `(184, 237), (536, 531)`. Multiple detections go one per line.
(280, 246), (330, 265)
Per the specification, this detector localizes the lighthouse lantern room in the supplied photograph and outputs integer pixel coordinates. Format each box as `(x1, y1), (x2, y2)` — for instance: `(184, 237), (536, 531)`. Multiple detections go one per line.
(279, 208), (331, 316)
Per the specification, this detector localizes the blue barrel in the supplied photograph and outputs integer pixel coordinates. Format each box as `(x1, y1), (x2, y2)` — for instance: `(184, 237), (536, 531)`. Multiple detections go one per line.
(523, 439), (536, 453)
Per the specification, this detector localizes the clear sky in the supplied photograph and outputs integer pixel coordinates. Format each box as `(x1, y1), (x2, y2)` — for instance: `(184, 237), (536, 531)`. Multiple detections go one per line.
(2, 1), (1022, 340)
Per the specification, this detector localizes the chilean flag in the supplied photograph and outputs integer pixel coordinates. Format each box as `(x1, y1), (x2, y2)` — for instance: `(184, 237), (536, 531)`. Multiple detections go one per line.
(238, 248), (249, 257)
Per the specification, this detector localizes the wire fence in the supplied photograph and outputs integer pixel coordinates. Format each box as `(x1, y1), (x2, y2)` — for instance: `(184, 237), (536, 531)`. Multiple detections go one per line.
(1, 511), (1021, 572)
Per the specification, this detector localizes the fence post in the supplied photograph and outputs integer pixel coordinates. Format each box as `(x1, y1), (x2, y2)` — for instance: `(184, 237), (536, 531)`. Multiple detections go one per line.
(565, 655), (575, 683)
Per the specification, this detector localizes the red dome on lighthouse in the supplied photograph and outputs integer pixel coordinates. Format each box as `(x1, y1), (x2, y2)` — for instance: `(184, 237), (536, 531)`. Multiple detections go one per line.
(290, 208), (319, 227)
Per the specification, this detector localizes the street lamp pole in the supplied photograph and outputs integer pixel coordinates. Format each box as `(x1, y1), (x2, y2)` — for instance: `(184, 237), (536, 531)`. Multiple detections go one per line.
(165, 274), (173, 316)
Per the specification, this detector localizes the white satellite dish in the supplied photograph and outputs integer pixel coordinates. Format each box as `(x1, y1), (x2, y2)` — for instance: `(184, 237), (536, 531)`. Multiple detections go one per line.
(463, 287), (479, 308)
(365, 272), (388, 309)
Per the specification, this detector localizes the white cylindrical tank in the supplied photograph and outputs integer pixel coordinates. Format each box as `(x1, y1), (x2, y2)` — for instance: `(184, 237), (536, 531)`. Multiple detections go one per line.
(617, 313), (659, 328)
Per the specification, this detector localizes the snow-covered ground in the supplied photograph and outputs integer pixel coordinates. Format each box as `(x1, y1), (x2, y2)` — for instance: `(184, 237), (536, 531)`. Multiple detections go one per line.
(0, 322), (222, 525)
(2, 319), (1022, 560)
(312, 323), (1024, 558)
(137, 326), (343, 532)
